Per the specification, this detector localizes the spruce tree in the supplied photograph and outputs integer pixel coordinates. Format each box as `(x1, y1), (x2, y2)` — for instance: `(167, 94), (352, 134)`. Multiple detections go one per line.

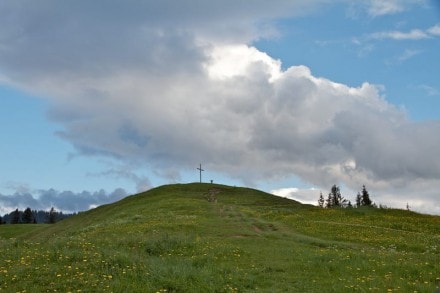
(329, 185), (348, 207)
(11, 209), (21, 224)
(22, 207), (34, 224)
(331, 185), (341, 206)
(325, 185), (349, 208)
(361, 185), (372, 206)
(318, 192), (325, 208)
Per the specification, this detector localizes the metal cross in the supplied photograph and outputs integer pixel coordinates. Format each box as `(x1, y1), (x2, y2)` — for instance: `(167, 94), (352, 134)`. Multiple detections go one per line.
(197, 163), (204, 183)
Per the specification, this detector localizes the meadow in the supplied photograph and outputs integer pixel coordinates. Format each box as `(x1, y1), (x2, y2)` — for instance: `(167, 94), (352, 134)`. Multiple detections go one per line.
(0, 183), (439, 292)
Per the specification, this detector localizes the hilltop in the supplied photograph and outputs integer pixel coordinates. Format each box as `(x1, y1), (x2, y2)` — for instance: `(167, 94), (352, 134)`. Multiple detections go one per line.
(23, 183), (304, 239)
(0, 183), (439, 292)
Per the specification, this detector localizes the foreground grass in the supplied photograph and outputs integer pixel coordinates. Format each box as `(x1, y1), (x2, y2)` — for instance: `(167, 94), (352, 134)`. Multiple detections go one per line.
(0, 183), (439, 292)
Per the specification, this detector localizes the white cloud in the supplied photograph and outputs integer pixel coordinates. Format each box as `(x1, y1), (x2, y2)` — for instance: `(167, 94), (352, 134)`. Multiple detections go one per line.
(0, 1), (439, 214)
(206, 45), (281, 82)
(370, 29), (429, 40)
(417, 84), (440, 96)
(427, 24), (440, 36)
(384, 48), (422, 66)
(271, 187), (319, 205)
(367, 0), (406, 16)
(366, 0), (427, 16)
(367, 23), (440, 42)
(397, 49), (422, 61)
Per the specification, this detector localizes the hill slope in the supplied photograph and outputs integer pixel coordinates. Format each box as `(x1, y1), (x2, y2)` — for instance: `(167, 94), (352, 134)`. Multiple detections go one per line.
(1, 183), (439, 292)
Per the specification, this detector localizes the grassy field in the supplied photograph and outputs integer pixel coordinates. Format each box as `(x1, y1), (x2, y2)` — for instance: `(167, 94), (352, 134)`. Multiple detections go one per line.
(0, 183), (439, 292)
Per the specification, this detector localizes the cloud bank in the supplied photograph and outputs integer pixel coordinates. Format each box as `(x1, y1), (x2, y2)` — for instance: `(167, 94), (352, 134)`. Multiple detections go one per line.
(0, 1), (439, 214)
(0, 188), (127, 214)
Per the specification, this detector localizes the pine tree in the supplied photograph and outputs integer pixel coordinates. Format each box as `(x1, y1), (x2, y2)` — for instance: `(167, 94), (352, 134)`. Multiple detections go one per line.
(361, 185), (372, 206)
(326, 185), (349, 208)
(332, 185), (341, 206)
(318, 192), (325, 208)
(22, 207), (34, 224)
(0, 215), (3, 225)
(11, 209), (21, 224)
(331, 185), (342, 207)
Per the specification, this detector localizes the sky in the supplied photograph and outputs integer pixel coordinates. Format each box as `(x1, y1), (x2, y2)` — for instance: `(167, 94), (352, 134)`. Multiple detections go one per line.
(0, 0), (439, 215)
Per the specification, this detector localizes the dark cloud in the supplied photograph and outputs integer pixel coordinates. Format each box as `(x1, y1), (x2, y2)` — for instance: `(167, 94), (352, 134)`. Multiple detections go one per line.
(0, 0), (321, 82)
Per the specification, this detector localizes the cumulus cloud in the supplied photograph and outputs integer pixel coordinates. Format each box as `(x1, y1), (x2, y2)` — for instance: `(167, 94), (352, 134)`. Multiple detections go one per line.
(0, 1), (439, 214)
(0, 188), (128, 214)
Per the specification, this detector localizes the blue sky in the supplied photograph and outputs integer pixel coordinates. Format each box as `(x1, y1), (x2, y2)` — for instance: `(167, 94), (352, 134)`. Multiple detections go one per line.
(255, 2), (440, 120)
(0, 1), (439, 215)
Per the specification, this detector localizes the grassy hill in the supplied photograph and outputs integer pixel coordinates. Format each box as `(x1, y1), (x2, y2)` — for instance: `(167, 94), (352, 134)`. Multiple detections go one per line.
(0, 183), (439, 292)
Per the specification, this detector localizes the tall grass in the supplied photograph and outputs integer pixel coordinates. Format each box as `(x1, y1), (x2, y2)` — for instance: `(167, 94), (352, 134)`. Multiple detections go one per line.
(0, 183), (439, 292)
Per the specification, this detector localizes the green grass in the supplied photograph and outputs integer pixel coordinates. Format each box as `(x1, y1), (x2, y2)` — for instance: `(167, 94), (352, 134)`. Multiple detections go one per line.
(0, 183), (439, 292)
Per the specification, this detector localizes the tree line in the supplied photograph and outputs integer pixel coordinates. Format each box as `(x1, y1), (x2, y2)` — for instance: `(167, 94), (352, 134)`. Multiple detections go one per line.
(318, 185), (373, 208)
(0, 207), (75, 224)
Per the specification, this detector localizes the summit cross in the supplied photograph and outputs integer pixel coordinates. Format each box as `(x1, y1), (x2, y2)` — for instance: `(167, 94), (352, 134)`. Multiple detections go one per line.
(197, 164), (204, 183)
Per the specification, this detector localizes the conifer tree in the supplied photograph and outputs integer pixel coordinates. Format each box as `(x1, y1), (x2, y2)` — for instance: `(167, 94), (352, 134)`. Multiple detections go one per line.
(11, 208), (21, 224)
(318, 192), (325, 208)
(361, 185), (372, 206)
(325, 185), (350, 208)
(22, 207), (34, 224)
(332, 185), (341, 206)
